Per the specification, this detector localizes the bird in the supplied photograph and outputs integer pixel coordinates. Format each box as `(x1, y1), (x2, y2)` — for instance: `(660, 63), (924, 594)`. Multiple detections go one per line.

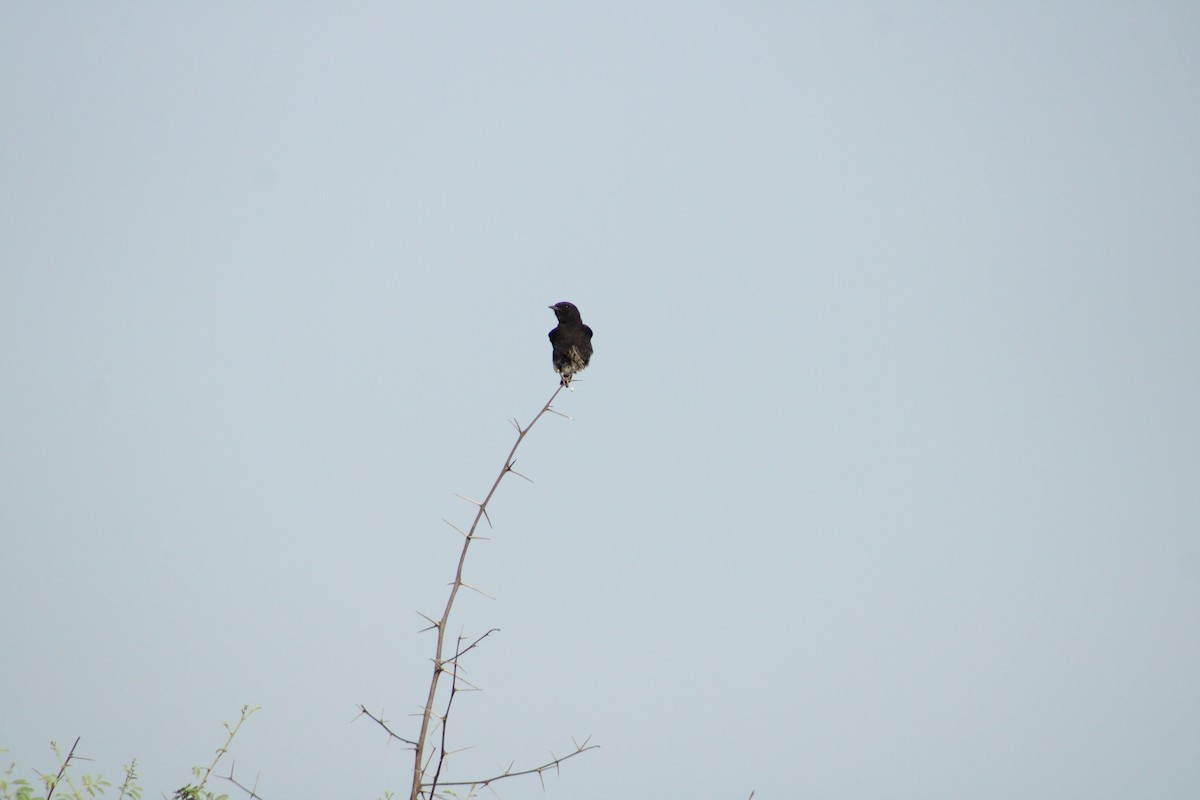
(548, 301), (593, 387)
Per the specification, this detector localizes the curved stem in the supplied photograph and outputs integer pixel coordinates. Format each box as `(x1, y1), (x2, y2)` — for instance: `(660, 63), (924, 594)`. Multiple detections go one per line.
(411, 383), (566, 800)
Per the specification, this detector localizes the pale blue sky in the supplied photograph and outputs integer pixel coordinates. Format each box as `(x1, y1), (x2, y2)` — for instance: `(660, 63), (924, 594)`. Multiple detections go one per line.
(3, 4), (1198, 799)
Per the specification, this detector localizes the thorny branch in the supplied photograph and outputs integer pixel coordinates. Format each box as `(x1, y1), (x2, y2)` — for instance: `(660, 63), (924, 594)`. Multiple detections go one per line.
(357, 380), (597, 800)
(220, 763), (266, 800)
(356, 706), (419, 747)
(428, 628), (499, 799)
(406, 382), (570, 800)
(431, 737), (599, 793)
(40, 736), (81, 800)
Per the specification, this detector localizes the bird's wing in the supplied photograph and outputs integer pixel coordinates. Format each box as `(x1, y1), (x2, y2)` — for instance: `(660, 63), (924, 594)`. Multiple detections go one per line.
(583, 324), (594, 340)
(548, 327), (562, 344)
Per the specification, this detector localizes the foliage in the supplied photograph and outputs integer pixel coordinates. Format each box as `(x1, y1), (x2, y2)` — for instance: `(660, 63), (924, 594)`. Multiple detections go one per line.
(0, 743), (128, 800)
(1, 705), (255, 800)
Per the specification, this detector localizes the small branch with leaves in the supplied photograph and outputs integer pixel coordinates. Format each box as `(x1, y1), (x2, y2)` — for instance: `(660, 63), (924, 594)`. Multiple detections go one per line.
(174, 704), (260, 800)
(37, 736), (83, 799)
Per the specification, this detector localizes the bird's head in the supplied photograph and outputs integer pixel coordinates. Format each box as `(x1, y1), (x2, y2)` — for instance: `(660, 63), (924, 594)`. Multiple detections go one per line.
(549, 301), (582, 323)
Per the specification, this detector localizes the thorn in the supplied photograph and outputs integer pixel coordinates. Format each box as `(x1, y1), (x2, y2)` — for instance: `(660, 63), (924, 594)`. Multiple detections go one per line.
(452, 675), (482, 691)
(508, 466), (533, 483)
(442, 518), (468, 537)
(453, 493), (483, 507)
(459, 580), (495, 600)
(547, 406), (574, 420)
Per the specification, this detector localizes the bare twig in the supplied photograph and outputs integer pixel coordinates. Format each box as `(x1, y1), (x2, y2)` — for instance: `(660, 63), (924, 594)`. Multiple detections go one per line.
(407, 382), (570, 800)
(428, 629), (499, 798)
(356, 706), (420, 747)
(431, 737), (599, 792)
(220, 761), (266, 799)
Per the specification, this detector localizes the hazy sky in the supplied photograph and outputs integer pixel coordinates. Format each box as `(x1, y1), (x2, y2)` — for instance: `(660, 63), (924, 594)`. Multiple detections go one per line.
(3, 4), (1198, 799)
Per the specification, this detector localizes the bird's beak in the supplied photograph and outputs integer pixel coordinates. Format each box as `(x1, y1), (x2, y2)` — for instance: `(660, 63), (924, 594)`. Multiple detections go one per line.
(548, 305), (555, 310)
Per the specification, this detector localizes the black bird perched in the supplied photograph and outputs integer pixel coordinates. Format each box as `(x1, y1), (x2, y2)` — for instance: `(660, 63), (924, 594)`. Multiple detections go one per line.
(548, 301), (593, 387)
